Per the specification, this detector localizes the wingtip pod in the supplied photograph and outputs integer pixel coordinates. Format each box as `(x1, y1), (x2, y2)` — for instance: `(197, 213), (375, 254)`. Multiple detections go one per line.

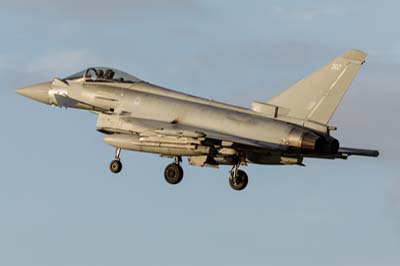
(340, 49), (367, 63)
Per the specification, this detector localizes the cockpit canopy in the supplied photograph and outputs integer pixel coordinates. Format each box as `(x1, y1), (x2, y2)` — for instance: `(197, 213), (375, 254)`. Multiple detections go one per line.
(64, 67), (142, 83)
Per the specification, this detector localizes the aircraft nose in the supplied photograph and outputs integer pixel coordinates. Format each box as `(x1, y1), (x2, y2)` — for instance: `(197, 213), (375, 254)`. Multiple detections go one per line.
(16, 81), (51, 104)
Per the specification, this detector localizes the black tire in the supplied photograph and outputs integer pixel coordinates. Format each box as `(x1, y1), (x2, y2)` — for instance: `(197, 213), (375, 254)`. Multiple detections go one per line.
(229, 170), (248, 191)
(164, 163), (184, 185)
(110, 159), (122, 174)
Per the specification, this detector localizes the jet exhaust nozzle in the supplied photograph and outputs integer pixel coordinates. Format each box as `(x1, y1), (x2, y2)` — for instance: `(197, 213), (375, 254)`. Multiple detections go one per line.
(315, 138), (339, 154)
(287, 127), (339, 154)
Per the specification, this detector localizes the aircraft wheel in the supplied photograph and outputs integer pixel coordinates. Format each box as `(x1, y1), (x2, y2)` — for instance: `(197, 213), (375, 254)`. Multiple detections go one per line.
(164, 163), (184, 185)
(229, 170), (248, 191)
(110, 159), (122, 174)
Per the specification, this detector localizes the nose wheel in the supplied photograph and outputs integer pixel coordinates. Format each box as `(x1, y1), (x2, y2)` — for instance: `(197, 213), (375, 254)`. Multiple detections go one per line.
(164, 156), (184, 185)
(109, 148), (122, 174)
(110, 160), (122, 173)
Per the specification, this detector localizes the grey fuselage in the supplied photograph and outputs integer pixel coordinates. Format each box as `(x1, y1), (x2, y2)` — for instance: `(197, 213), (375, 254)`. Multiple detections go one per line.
(48, 79), (335, 165)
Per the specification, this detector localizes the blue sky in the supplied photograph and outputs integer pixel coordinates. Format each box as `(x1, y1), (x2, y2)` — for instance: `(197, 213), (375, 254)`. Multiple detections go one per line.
(1, 1), (399, 265)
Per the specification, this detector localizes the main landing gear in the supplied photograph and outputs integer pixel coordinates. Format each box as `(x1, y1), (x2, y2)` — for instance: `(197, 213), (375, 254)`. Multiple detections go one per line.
(164, 156), (184, 185)
(228, 162), (248, 191)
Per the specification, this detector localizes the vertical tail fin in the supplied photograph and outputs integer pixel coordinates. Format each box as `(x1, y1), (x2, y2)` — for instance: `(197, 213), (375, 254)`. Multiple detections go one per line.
(267, 49), (366, 125)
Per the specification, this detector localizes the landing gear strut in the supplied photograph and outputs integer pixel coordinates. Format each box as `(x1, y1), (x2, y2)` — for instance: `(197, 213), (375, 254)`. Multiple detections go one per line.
(228, 160), (248, 191)
(164, 156), (184, 185)
(109, 147), (122, 174)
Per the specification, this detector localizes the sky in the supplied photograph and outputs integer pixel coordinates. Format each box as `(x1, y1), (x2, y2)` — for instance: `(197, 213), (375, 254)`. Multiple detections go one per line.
(0, 0), (399, 265)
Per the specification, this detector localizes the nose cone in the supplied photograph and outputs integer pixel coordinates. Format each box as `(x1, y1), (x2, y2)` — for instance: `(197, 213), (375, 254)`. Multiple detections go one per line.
(16, 82), (51, 104)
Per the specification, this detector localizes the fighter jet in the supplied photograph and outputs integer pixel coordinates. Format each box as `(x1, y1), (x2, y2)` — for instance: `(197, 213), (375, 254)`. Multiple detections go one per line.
(17, 49), (379, 190)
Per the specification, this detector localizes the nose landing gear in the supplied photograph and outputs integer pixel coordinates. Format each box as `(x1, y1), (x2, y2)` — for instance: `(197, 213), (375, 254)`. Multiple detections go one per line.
(109, 147), (122, 174)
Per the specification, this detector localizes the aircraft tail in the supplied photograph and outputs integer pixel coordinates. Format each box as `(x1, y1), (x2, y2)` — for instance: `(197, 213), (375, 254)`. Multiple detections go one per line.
(267, 49), (366, 125)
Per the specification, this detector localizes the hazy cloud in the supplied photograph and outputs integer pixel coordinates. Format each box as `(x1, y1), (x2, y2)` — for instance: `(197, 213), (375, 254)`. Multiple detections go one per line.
(1, 0), (198, 14)
(271, 5), (343, 21)
(26, 50), (99, 78)
(0, 50), (105, 88)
